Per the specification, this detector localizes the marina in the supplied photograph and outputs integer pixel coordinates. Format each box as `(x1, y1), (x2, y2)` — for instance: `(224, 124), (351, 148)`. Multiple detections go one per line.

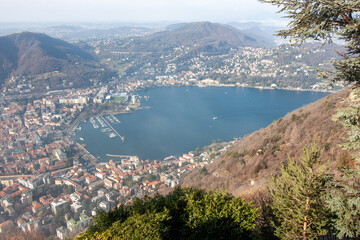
(96, 116), (107, 128)
(106, 115), (114, 123)
(101, 128), (112, 132)
(87, 114), (124, 140)
(99, 115), (125, 142)
(112, 115), (121, 123)
(90, 117), (99, 128)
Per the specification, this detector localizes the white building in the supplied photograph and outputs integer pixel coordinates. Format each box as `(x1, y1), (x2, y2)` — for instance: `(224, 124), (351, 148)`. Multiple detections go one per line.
(51, 198), (68, 214)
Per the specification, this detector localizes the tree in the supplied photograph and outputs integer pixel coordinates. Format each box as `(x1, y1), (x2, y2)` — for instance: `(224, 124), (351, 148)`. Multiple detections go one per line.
(323, 87), (360, 239)
(94, 211), (170, 240)
(85, 205), (130, 236)
(75, 187), (259, 240)
(261, 0), (360, 83)
(184, 189), (259, 239)
(333, 88), (360, 151)
(267, 144), (331, 240)
(324, 166), (360, 238)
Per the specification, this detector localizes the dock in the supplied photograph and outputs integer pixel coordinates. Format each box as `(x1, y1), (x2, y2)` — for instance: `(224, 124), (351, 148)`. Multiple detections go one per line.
(99, 115), (125, 142)
(106, 154), (136, 158)
(106, 154), (139, 163)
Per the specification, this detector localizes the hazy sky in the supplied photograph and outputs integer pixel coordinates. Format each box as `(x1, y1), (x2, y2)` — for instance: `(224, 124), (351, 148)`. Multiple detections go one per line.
(0, 0), (285, 24)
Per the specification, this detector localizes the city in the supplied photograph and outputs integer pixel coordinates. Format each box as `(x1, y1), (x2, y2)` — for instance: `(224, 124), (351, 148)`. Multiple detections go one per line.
(0, 79), (235, 238)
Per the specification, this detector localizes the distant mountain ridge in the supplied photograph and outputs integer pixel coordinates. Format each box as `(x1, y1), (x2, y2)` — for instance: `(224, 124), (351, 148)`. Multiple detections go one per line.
(116, 22), (275, 53)
(0, 32), (114, 90)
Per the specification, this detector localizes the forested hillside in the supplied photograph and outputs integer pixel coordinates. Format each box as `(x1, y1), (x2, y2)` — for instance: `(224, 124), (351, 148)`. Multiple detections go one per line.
(0, 32), (115, 91)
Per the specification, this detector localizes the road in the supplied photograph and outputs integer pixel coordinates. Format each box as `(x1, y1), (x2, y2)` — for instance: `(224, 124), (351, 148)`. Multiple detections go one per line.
(0, 167), (73, 180)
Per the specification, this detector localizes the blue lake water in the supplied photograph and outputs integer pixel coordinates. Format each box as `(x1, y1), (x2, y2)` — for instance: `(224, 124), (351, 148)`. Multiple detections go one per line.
(75, 87), (328, 161)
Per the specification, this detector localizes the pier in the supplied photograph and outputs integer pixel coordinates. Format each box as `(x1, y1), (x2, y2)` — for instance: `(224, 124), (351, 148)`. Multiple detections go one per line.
(106, 154), (140, 163)
(106, 154), (136, 158)
(99, 115), (125, 142)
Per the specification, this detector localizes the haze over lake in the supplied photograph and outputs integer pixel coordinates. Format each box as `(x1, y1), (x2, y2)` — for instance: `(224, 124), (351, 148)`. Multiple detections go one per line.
(75, 87), (328, 161)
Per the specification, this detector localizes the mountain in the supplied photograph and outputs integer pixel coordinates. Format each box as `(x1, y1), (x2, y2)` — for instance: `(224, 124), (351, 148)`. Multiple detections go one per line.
(181, 87), (352, 196)
(227, 21), (286, 45)
(44, 26), (154, 41)
(240, 26), (277, 46)
(0, 32), (114, 90)
(115, 22), (275, 53)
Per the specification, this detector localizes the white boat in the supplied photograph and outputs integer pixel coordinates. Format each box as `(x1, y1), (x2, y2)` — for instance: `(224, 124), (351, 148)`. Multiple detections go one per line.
(109, 133), (117, 138)
(213, 117), (218, 120)
(79, 137), (84, 141)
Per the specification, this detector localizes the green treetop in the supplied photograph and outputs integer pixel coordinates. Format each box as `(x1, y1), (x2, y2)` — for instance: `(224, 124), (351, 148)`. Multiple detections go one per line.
(267, 143), (331, 240)
(75, 187), (259, 240)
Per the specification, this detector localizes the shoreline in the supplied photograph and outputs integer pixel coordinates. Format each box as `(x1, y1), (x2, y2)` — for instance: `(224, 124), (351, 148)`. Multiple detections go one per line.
(198, 83), (338, 93)
(135, 82), (340, 94)
(69, 86), (331, 163)
(67, 104), (145, 163)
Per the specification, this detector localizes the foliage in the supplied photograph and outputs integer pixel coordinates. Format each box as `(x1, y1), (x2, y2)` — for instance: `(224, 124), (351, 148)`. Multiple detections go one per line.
(63, 185), (75, 195)
(53, 205), (71, 226)
(75, 187), (258, 240)
(251, 193), (279, 240)
(198, 166), (208, 175)
(324, 166), (360, 238)
(258, 1), (360, 235)
(261, 0), (360, 84)
(97, 210), (170, 240)
(325, 87), (360, 238)
(86, 205), (130, 235)
(333, 88), (360, 150)
(291, 113), (298, 122)
(145, 174), (158, 182)
(184, 189), (258, 239)
(267, 143), (331, 239)
(225, 151), (245, 158)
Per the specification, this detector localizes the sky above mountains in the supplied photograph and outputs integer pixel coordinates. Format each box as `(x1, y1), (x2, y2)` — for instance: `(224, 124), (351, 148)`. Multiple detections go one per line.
(1, 0), (285, 25)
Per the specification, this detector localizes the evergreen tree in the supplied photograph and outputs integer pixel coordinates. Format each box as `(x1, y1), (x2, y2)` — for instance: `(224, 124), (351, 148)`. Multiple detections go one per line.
(333, 87), (360, 151)
(324, 166), (360, 239)
(324, 87), (360, 239)
(75, 188), (259, 240)
(267, 144), (331, 240)
(261, 0), (360, 83)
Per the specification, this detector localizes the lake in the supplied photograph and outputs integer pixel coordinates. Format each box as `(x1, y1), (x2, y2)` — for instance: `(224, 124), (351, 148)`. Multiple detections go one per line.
(75, 87), (328, 161)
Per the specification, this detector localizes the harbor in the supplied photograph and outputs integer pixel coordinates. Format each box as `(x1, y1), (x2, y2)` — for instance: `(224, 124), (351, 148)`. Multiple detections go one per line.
(86, 114), (124, 141)
(99, 115), (125, 142)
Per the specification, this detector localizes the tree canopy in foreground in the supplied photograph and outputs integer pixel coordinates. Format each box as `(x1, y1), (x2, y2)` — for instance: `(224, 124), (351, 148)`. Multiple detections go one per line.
(74, 187), (259, 240)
